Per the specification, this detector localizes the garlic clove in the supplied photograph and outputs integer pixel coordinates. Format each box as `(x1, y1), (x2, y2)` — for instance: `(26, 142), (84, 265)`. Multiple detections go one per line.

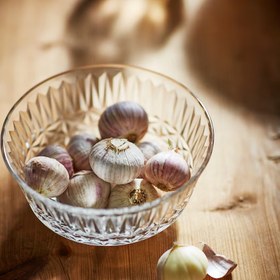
(38, 144), (74, 177)
(108, 179), (159, 208)
(202, 243), (237, 279)
(67, 133), (99, 171)
(157, 244), (208, 280)
(89, 138), (145, 185)
(157, 248), (172, 280)
(58, 171), (111, 208)
(98, 101), (149, 143)
(145, 150), (191, 192)
(24, 156), (69, 197)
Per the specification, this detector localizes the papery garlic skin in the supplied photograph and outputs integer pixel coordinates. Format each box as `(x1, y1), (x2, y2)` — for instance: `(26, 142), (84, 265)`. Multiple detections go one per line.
(24, 156), (69, 198)
(89, 138), (145, 184)
(58, 171), (110, 208)
(67, 133), (99, 171)
(157, 245), (208, 280)
(202, 243), (237, 279)
(38, 144), (74, 177)
(108, 179), (159, 208)
(98, 101), (149, 143)
(145, 151), (191, 191)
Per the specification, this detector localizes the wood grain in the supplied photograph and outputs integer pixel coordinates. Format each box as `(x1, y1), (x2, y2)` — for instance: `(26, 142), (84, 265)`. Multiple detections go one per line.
(0, 0), (279, 279)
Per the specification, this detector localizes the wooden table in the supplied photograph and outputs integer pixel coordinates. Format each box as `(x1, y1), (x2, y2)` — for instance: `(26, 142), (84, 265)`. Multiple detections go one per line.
(0, 0), (279, 279)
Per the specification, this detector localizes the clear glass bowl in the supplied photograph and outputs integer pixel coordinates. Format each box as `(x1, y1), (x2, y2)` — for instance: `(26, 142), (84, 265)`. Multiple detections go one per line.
(1, 65), (214, 246)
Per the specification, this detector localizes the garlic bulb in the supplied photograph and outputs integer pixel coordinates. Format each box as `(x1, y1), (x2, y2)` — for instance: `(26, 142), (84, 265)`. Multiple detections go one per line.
(157, 244), (208, 280)
(138, 141), (161, 162)
(24, 156), (69, 197)
(89, 138), (145, 184)
(58, 171), (110, 208)
(145, 150), (191, 191)
(38, 144), (74, 177)
(138, 141), (161, 178)
(67, 133), (99, 171)
(108, 179), (159, 208)
(98, 101), (149, 143)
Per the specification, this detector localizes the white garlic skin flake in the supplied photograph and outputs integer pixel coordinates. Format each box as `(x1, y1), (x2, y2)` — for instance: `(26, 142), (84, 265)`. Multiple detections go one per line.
(145, 150), (191, 192)
(98, 101), (149, 143)
(89, 138), (145, 185)
(67, 133), (99, 171)
(157, 245), (208, 280)
(58, 171), (110, 208)
(24, 156), (69, 198)
(108, 179), (159, 208)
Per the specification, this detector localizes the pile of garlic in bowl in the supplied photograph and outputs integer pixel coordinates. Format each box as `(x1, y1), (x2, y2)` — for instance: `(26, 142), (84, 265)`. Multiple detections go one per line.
(1, 65), (214, 245)
(24, 101), (191, 209)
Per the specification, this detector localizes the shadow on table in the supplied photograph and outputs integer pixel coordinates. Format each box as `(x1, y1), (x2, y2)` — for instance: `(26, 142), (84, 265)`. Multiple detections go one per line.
(205, 276), (232, 280)
(0, 181), (178, 279)
(186, 0), (280, 116)
(65, 0), (184, 66)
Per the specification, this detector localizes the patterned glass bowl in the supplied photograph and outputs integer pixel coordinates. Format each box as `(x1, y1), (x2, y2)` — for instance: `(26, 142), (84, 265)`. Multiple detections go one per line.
(1, 65), (214, 246)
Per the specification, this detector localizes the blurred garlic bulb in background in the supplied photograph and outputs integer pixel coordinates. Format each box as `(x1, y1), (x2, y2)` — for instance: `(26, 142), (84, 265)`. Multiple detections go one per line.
(65, 0), (184, 65)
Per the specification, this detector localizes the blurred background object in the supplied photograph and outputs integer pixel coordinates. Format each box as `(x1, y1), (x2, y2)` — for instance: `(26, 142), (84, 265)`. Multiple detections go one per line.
(186, 0), (280, 115)
(65, 0), (184, 65)
(62, 0), (280, 116)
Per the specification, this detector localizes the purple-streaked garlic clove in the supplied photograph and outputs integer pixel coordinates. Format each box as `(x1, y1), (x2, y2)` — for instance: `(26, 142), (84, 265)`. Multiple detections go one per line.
(144, 150), (191, 192)
(108, 179), (159, 208)
(202, 243), (237, 279)
(67, 133), (99, 171)
(24, 156), (69, 198)
(38, 144), (74, 177)
(58, 171), (110, 208)
(89, 138), (145, 185)
(98, 101), (149, 143)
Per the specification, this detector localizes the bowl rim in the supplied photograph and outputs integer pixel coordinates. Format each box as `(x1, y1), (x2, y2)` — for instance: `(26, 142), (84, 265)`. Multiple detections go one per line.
(1, 64), (214, 216)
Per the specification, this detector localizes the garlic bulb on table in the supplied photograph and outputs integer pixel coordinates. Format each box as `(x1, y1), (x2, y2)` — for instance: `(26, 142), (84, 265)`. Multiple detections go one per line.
(145, 150), (191, 192)
(58, 171), (110, 208)
(157, 244), (208, 280)
(38, 144), (74, 177)
(24, 156), (69, 197)
(89, 138), (145, 184)
(67, 133), (99, 171)
(98, 101), (149, 143)
(108, 179), (159, 208)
